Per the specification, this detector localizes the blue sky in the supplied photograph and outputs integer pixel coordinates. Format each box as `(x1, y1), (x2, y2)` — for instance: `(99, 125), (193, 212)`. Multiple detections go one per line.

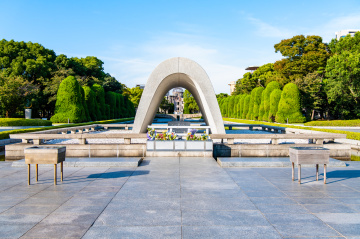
(1, 0), (360, 94)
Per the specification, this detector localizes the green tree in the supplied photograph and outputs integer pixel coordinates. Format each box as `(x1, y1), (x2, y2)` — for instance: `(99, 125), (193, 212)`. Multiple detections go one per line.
(83, 86), (99, 121)
(242, 95), (250, 119)
(91, 84), (106, 120)
(184, 90), (199, 113)
(246, 88), (257, 119)
(0, 75), (39, 117)
(253, 87), (264, 120)
(227, 96), (236, 118)
(50, 76), (86, 123)
(105, 91), (117, 119)
(239, 95), (246, 119)
(124, 87), (143, 108)
(276, 83), (306, 123)
(268, 89), (282, 122)
(274, 35), (330, 84)
(258, 91), (265, 121)
(102, 73), (123, 93)
(80, 86), (91, 122)
(234, 72), (257, 95)
(294, 72), (327, 120)
(262, 81), (281, 121)
(325, 32), (360, 119)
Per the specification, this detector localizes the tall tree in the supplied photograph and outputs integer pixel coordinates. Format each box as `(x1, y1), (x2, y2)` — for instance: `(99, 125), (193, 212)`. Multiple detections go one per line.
(325, 32), (360, 119)
(274, 35), (330, 84)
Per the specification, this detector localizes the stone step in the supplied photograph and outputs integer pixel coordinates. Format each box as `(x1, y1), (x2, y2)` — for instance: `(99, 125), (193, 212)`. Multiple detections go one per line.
(217, 157), (347, 168)
(11, 157), (143, 167)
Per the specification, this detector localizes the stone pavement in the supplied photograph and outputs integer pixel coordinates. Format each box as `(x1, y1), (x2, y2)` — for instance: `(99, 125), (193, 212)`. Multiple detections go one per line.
(0, 157), (360, 238)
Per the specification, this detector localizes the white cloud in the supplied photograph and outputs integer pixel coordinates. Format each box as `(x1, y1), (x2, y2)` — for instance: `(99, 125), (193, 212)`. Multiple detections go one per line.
(247, 17), (295, 38)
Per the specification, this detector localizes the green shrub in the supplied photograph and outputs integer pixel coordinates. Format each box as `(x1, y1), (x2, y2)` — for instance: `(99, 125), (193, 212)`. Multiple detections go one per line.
(0, 118), (52, 126)
(305, 119), (360, 127)
(263, 81), (280, 121)
(253, 87), (264, 120)
(239, 95), (245, 119)
(115, 93), (121, 118)
(184, 104), (190, 114)
(91, 84), (106, 120)
(242, 95), (250, 119)
(80, 86), (91, 122)
(118, 94), (126, 117)
(268, 89), (282, 122)
(51, 76), (87, 123)
(227, 96), (235, 118)
(258, 91), (265, 121)
(105, 91), (116, 119)
(83, 86), (99, 121)
(246, 88), (256, 119)
(276, 83), (306, 123)
(105, 104), (110, 119)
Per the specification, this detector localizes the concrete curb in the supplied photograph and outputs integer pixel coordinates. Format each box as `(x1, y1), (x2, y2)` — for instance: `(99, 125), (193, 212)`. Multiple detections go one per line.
(217, 157), (347, 168)
(11, 157), (143, 167)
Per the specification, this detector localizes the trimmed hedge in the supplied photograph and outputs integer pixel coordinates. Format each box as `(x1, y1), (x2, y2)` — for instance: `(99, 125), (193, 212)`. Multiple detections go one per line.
(91, 84), (107, 120)
(223, 118), (360, 141)
(305, 120), (360, 127)
(276, 83), (306, 123)
(263, 81), (280, 121)
(0, 117), (134, 140)
(0, 118), (52, 126)
(51, 76), (87, 123)
(269, 89), (282, 122)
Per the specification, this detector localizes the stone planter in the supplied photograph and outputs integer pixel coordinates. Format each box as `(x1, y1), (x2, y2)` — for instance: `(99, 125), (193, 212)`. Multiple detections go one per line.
(146, 140), (213, 157)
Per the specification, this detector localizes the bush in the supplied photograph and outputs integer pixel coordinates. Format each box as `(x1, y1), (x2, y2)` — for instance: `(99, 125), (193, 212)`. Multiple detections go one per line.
(263, 81), (280, 121)
(105, 104), (110, 119)
(253, 87), (264, 120)
(246, 88), (256, 119)
(51, 76), (87, 123)
(258, 91), (265, 121)
(91, 84), (106, 120)
(239, 95), (245, 119)
(305, 119), (360, 127)
(242, 95), (250, 119)
(227, 96), (235, 118)
(80, 86), (91, 122)
(83, 86), (99, 121)
(276, 83), (306, 123)
(268, 89), (282, 122)
(105, 91), (116, 119)
(0, 118), (52, 126)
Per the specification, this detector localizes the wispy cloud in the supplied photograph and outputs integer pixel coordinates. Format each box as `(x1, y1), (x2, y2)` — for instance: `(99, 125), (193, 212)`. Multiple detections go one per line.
(247, 17), (295, 38)
(309, 14), (360, 42)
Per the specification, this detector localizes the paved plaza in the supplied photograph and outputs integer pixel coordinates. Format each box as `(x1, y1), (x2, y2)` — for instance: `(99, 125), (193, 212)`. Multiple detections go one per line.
(0, 157), (360, 238)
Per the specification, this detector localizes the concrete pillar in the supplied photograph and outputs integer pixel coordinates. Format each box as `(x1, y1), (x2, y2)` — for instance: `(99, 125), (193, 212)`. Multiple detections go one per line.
(33, 139), (42, 145)
(22, 139), (30, 144)
(84, 128), (89, 132)
(316, 139), (324, 145)
(227, 138), (234, 144)
(78, 138), (86, 145)
(271, 139), (279, 144)
(71, 130), (76, 134)
(124, 138), (131, 144)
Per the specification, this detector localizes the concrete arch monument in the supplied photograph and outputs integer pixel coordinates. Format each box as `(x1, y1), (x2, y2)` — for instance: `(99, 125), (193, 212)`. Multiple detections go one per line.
(132, 57), (225, 134)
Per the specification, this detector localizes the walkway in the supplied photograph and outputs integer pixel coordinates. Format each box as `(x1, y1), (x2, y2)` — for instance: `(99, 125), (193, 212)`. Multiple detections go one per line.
(0, 158), (360, 238)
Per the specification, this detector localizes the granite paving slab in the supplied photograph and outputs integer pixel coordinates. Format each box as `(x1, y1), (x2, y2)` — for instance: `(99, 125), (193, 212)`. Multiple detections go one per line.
(0, 158), (360, 238)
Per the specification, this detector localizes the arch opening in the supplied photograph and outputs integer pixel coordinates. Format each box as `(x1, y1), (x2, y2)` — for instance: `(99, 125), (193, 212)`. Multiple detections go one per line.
(133, 57), (225, 134)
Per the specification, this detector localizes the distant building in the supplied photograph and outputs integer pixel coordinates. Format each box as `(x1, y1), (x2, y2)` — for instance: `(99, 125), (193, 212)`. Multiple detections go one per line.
(228, 81), (236, 94)
(335, 29), (360, 40)
(136, 84), (145, 89)
(166, 87), (184, 114)
(245, 66), (259, 73)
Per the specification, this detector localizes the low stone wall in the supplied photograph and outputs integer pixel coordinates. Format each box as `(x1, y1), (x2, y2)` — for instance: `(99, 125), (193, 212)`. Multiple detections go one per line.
(213, 143), (351, 160)
(5, 143), (146, 160)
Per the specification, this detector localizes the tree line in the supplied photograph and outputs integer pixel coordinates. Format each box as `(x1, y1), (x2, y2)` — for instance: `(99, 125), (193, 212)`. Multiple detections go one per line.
(218, 81), (305, 123)
(232, 33), (360, 120)
(0, 39), (137, 120)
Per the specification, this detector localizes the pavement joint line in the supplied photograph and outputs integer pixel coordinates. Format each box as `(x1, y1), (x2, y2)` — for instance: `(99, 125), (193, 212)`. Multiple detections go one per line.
(80, 166), (137, 237)
(2, 166), (86, 238)
(223, 167), (284, 238)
